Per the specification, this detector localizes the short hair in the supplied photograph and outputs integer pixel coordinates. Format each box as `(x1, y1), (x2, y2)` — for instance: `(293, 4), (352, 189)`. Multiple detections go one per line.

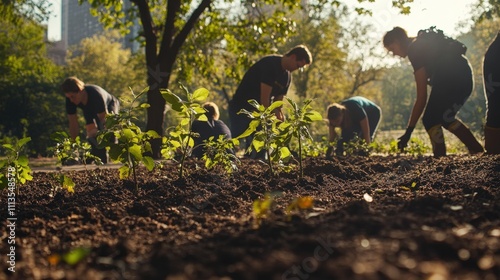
(383, 27), (409, 47)
(203, 102), (220, 120)
(61, 77), (85, 93)
(285, 44), (312, 64)
(327, 103), (345, 120)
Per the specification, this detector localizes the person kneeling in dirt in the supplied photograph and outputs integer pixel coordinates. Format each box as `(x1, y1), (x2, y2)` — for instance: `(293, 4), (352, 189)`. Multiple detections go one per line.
(61, 76), (120, 164)
(383, 26), (484, 157)
(483, 31), (500, 154)
(191, 102), (233, 159)
(325, 96), (381, 158)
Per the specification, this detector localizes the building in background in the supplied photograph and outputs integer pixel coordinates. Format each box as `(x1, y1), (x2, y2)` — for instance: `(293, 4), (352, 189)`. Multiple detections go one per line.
(47, 0), (140, 65)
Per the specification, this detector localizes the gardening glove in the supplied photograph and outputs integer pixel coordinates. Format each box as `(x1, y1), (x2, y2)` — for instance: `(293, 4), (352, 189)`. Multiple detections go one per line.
(397, 126), (414, 152)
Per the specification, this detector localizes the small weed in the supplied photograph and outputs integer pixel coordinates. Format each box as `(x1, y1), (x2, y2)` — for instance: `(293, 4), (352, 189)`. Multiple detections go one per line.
(0, 137), (33, 191)
(202, 135), (240, 175)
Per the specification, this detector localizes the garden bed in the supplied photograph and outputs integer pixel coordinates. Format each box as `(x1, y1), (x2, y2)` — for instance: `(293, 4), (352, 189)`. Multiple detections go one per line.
(1, 154), (499, 279)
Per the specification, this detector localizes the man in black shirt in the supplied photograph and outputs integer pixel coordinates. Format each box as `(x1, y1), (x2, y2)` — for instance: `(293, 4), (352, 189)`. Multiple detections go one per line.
(228, 45), (312, 157)
(61, 76), (120, 163)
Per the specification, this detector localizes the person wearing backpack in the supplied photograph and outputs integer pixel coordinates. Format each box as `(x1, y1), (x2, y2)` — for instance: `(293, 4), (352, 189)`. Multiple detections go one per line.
(383, 26), (484, 157)
(483, 31), (500, 154)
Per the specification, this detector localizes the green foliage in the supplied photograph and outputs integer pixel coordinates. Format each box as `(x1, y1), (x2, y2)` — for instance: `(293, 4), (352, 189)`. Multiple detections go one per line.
(161, 86), (209, 178)
(201, 135), (240, 175)
(279, 98), (323, 178)
(98, 88), (159, 189)
(51, 132), (102, 167)
(237, 99), (290, 176)
(65, 30), (146, 99)
(342, 136), (372, 157)
(0, 137), (33, 190)
(0, 15), (65, 156)
(403, 137), (430, 156)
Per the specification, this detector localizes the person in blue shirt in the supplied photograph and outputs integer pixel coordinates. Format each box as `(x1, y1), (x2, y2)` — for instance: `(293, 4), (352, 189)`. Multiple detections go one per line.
(61, 76), (120, 163)
(326, 96), (381, 157)
(191, 102), (233, 159)
(483, 31), (500, 154)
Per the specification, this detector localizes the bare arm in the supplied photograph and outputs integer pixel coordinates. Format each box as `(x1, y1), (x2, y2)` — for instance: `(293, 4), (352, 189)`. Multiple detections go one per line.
(408, 68), (428, 128)
(260, 83), (284, 121)
(86, 112), (107, 138)
(68, 114), (79, 140)
(359, 117), (371, 144)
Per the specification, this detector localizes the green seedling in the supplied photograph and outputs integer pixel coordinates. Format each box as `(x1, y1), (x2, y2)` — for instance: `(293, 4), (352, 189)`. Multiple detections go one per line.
(279, 98), (323, 179)
(285, 196), (314, 220)
(252, 192), (281, 227)
(98, 87), (159, 190)
(48, 247), (91, 266)
(202, 135), (241, 175)
(0, 137), (33, 191)
(237, 99), (290, 176)
(404, 137), (430, 156)
(49, 173), (76, 197)
(342, 135), (372, 156)
(400, 181), (419, 198)
(161, 85), (209, 178)
(51, 132), (102, 168)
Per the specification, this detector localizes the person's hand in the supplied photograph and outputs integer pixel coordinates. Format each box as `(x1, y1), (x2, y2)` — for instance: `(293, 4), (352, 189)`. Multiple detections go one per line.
(397, 126), (415, 151)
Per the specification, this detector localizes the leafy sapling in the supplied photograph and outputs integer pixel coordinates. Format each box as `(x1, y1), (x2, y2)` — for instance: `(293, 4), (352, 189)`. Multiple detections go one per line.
(161, 86), (209, 178)
(0, 137), (33, 192)
(202, 135), (240, 175)
(237, 99), (290, 175)
(279, 98), (323, 179)
(98, 87), (159, 190)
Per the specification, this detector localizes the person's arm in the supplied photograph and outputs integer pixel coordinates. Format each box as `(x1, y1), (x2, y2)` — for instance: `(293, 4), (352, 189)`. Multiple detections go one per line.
(86, 112), (106, 138)
(359, 117), (371, 144)
(68, 114), (79, 140)
(398, 67), (428, 150)
(408, 68), (428, 128)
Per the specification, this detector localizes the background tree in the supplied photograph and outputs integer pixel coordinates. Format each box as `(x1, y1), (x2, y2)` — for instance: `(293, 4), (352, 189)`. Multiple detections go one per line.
(65, 30), (146, 99)
(0, 15), (64, 156)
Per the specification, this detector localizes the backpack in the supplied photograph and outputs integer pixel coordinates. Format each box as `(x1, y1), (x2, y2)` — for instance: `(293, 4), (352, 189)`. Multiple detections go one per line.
(417, 26), (467, 56)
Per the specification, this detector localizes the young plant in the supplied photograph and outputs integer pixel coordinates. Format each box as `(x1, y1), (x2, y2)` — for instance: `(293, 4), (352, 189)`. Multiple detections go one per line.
(342, 135), (372, 156)
(285, 196), (314, 220)
(279, 98), (323, 179)
(201, 135), (240, 175)
(0, 137), (33, 191)
(51, 132), (102, 168)
(98, 87), (159, 190)
(161, 86), (209, 178)
(252, 192), (281, 228)
(237, 99), (290, 176)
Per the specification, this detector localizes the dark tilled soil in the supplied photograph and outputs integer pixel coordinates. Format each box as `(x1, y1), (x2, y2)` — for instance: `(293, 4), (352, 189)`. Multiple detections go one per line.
(1, 155), (499, 280)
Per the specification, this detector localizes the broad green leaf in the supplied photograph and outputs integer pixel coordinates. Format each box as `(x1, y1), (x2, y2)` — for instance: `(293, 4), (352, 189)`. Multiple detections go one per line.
(252, 139), (265, 151)
(128, 144), (143, 160)
(279, 146), (291, 158)
(142, 156), (155, 171)
(17, 155), (29, 167)
(2, 144), (14, 151)
(305, 111), (323, 121)
(197, 114), (208, 121)
(236, 120), (260, 139)
(119, 166), (130, 179)
(62, 175), (75, 193)
(267, 101), (284, 112)
(122, 128), (135, 140)
(17, 137), (31, 147)
(191, 87), (209, 102)
(145, 130), (160, 138)
(140, 103), (150, 108)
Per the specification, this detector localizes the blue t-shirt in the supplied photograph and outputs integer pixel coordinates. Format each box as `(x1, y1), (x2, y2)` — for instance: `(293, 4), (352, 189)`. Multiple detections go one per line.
(337, 96), (380, 148)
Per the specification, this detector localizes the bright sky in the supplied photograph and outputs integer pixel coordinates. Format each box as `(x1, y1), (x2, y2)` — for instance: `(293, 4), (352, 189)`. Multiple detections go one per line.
(46, 0), (477, 42)
(349, 0), (478, 37)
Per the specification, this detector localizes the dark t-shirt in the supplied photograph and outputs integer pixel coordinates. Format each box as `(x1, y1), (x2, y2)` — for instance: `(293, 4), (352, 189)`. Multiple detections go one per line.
(65, 85), (119, 129)
(230, 55), (291, 110)
(407, 37), (442, 78)
(191, 119), (232, 158)
(339, 96), (379, 143)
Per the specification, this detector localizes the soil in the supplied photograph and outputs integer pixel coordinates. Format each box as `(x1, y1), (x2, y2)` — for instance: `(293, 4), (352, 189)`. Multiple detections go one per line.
(1, 154), (499, 280)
